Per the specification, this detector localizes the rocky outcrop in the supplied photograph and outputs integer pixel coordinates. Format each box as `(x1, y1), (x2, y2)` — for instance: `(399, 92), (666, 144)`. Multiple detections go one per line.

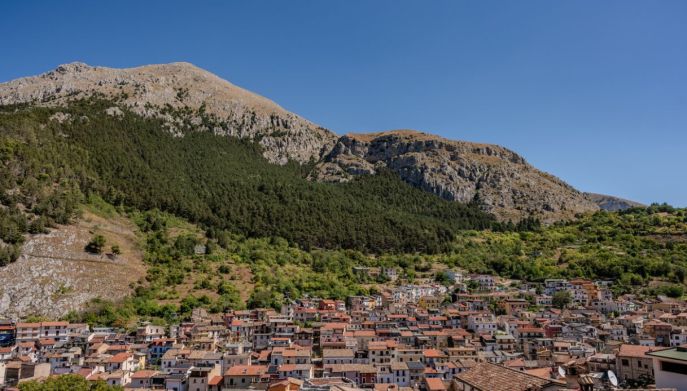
(312, 130), (599, 222)
(585, 193), (644, 211)
(0, 211), (145, 319)
(0, 62), (338, 164)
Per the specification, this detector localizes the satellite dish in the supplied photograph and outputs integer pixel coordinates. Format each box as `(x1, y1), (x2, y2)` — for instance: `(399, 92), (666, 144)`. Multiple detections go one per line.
(607, 370), (618, 387)
(557, 366), (565, 377)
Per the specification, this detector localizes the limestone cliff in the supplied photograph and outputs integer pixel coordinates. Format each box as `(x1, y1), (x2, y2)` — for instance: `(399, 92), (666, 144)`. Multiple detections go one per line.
(311, 130), (599, 222)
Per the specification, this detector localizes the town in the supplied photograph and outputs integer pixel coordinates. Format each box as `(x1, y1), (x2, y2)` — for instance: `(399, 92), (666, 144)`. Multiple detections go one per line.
(1, 270), (686, 391)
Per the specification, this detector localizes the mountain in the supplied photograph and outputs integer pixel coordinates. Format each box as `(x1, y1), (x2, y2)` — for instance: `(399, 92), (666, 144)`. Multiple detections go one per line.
(0, 62), (338, 164)
(1, 62), (610, 222)
(0, 98), (496, 257)
(585, 193), (645, 211)
(312, 130), (599, 222)
(0, 62), (674, 321)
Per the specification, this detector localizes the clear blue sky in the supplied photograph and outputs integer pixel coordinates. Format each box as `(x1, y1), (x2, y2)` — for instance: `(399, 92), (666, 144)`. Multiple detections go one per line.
(1, 1), (685, 206)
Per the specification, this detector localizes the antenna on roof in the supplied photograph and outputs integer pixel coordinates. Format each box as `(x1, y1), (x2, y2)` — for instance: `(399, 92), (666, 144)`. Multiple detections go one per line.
(607, 370), (618, 387)
(557, 366), (565, 378)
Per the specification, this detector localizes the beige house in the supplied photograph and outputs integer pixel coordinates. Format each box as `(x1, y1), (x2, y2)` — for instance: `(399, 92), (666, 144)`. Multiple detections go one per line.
(616, 344), (654, 383)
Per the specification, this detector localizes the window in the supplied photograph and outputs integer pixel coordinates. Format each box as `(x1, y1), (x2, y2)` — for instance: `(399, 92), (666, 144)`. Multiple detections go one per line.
(661, 360), (687, 375)
(621, 359), (629, 366)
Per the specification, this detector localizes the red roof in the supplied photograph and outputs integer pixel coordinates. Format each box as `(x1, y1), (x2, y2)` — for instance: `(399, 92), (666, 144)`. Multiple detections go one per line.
(321, 322), (348, 330)
(618, 344), (655, 358)
(423, 349), (446, 358)
(108, 352), (132, 363)
(132, 370), (158, 379)
(425, 378), (446, 391)
(209, 375), (223, 385)
(226, 365), (269, 376)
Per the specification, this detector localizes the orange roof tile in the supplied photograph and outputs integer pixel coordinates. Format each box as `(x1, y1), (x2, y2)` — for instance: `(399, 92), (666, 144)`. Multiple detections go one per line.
(132, 370), (158, 379)
(424, 378), (446, 391)
(617, 344), (655, 358)
(209, 375), (223, 385)
(226, 365), (269, 376)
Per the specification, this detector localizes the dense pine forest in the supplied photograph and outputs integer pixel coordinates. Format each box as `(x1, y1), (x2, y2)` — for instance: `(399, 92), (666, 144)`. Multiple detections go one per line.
(0, 99), (500, 257)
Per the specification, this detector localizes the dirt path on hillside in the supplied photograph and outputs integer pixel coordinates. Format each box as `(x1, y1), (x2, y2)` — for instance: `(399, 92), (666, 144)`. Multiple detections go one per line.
(0, 211), (146, 319)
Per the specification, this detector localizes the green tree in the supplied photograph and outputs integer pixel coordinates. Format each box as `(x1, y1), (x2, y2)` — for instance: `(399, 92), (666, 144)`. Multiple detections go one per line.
(111, 244), (121, 255)
(85, 234), (106, 254)
(19, 374), (122, 390)
(552, 290), (572, 309)
(434, 271), (452, 286)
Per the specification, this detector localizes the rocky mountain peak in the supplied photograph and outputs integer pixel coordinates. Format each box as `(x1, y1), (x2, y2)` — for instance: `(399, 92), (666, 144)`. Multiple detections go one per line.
(0, 62), (339, 164)
(53, 61), (92, 74)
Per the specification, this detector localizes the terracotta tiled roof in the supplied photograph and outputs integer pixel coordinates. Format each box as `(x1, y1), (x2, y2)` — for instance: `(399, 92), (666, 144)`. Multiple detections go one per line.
(209, 375), (223, 385)
(525, 367), (552, 379)
(617, 344), (655, 358)
(322, 322), (349, 329)
(422, 349), (446, 358)
(132, 370), (158, 379)
(455, 362), (563, 391)
(424, 377), (446, 391)
(108, 352), (131, 363)
(282, 348), (311, 357)
(225, 365), (268, 376)
(323, 349), (354, 358)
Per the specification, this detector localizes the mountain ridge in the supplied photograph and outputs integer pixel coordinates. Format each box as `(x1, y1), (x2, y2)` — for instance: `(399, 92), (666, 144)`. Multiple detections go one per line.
(312, 129), (599, 222)
(0, 61), (338, 164)
(585, 193), (645, 211)
(0, 62), (640, 221)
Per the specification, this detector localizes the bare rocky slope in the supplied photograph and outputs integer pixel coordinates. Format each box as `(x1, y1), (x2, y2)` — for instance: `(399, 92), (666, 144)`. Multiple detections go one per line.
(312, 130), (599, 223)
(0, 211), (145, 319)
(585, 193), (645, 212)
(0, 62), (626, 222)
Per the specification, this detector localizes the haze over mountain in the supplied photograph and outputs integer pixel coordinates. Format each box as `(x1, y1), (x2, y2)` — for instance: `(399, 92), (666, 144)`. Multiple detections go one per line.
(0, 62), (640, 222)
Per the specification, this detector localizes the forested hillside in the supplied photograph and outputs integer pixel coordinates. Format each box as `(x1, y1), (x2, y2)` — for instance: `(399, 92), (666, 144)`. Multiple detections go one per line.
(2, 99), (685, 327)
(0, 99), (498, 256)
(61, 203), (687, 328)
(445, 204), (687, 294)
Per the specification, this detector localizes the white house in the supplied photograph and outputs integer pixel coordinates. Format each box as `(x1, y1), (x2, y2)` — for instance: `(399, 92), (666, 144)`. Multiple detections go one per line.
(647, 345), (687, 391)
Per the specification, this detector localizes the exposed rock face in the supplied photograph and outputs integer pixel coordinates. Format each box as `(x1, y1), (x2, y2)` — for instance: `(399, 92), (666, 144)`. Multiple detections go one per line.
(312, 130), (599, 222)
(0, 62), (338, 164)
(585, 193), (644, 211)
(0, 211), (145, 319)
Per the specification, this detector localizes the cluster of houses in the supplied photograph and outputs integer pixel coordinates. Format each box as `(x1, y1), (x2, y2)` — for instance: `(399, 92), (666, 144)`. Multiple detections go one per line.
(1, 273), (687, 391)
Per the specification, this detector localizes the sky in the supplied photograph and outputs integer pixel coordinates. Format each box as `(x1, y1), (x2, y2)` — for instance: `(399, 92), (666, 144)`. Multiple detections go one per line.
(1, 1), (685, 206)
